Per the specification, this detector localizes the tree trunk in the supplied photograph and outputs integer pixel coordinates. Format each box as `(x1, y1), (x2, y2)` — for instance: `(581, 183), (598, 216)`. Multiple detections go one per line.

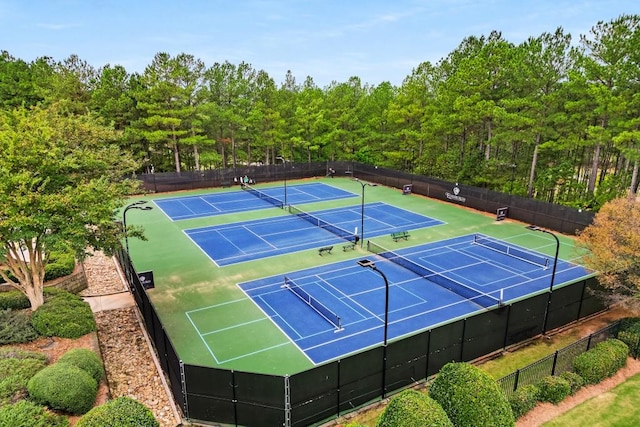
(588, 141), (601, 194)
(528, 134), (541, 198)
(630, 158), (639, 199)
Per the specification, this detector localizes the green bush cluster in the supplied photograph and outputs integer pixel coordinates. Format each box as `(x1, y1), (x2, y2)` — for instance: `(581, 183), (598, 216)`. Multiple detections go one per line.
(573, 338), (629, 384)
(75, 396), (159, 427)
(376, 389), (452, 427)
(31, 290), (96, 338)
(617, 317), (640, 358)
(508, 384), (539, 420)
(0, 349), (47, 406)
(537, 375), (571, 404)
(559, 371), (584, 395)
(0, 400), (70, 427)
(0, 308), (39, 345)
(0, 291), (30, 310)
(57, 348), (104, 383)
(429, 362), (515, 427)
(27, 362), (98, 415)
(44, 251), (76, 281)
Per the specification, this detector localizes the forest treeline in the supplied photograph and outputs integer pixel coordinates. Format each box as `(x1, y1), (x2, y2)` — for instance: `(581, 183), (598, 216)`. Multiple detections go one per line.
(1, 14), (639, 211)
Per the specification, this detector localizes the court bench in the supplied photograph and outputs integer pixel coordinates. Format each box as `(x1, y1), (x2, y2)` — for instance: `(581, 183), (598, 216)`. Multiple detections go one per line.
(391, 231), (410, 242)
(318, 246), (334, 256)
(342, 241), (356, 251)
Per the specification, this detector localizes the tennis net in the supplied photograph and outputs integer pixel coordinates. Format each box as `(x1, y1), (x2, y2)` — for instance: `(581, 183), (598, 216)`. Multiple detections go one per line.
(368, 241), (500, 309)
(283, 276), (342, 330)
(473, 234), (549, 269)
(242, 184), (284, 208)
(288, 205), (354, 241)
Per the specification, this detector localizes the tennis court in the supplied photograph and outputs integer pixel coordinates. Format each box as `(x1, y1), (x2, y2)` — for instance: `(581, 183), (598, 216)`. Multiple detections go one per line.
(184, 202), (444, 266)
(153, 182), (356, 220)
(200, 234), (591, 364)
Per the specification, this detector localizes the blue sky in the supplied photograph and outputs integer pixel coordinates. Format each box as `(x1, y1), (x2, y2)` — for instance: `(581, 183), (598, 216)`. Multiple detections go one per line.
(1, 0), (636, 87)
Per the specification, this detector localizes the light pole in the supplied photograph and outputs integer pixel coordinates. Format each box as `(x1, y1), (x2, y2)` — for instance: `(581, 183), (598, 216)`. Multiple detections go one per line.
(276, 156), (288, 206)
(525, 225), (560, 292)
(123, 201), (152, 254)
(353, 178), (377, 247)
(357, 259), (389, 398)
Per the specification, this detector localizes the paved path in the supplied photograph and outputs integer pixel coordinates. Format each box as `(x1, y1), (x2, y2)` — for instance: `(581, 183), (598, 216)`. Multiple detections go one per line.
(83, 292), (135, 312)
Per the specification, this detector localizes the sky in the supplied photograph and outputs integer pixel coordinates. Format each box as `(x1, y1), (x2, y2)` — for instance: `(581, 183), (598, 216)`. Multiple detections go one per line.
(1, 0), (637, 87)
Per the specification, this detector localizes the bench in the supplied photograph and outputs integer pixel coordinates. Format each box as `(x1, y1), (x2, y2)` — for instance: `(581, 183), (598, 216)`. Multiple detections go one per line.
(318, 246), (334, 256)
(391, 231), (410, 242)
(343, 242), (356, 251)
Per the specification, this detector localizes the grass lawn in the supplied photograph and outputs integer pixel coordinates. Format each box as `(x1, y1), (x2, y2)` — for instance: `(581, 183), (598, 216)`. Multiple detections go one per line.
(544, 373), (640, 427)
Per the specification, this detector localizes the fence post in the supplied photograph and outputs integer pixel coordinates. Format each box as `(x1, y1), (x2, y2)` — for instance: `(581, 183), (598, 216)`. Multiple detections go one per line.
(587, 333), (593, 350)
(513, 369), (520, 392)
(551, 350), (559, 376)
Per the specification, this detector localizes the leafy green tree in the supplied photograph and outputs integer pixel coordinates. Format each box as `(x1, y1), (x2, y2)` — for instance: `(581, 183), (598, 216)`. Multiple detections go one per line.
(0, 105), (140, 310)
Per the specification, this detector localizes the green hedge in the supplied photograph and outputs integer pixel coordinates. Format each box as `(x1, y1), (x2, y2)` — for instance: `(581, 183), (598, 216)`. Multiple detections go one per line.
(508, 384), (539, 420)
(0, 291), (30, 310)
(31, 290), (96, 338)
(0, 353), (47, 406)
(573, 338), (629, 385)
(376, 389), (452, 427)
(429, 362), (515, 427)
(0, 400), (69, 427)
(537, 375), (571, 404)
(57, 348), (104, 383)
(75, 396), (159, 427)
(27, 363), (98, 415)
(0, 308), (39, 345)
(44, 252), (76, 281)
(617, 317), (640, 358)
(559, 371), (584, 395)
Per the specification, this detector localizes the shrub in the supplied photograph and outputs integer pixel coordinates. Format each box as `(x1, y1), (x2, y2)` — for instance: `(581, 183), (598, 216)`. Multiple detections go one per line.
(44, 251), (76, 281)
(573, 338), (629, 385)
(376, 389), (452, 427)
(429, 362), (515, 427)
(508, 384), (539, 420)
(537, 375), (571, 404)
(57, 348), (104, 383)
(0, 347), (47, 362)
(559, 371), (584, 395)
(0, 291), (30, 310)
(0, 308), (40, 344)
(75, 396), (159, 427)
(31, 292), (96, 338)
(0, 356), (47, 405)
(27, 363), (98, 415)
(617, 317), (640, 358)
(0, 400), (69, 427)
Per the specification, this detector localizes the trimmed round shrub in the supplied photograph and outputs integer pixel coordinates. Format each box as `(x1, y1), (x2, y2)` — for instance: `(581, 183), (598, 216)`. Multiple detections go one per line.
(429, 362), (515, 427)
(44, 251), (76, 281)
(75, 396), (159, 427)
(0, 291), (30, 310)
(508, 384), (539, 420)
(57, 348), (104, 383)
(573, 338), (629, 385)
(27, 363), (98, 415)
(559, 371), (584, 395)
(0, 308), (39, 344)
(376, 389), (453, 427)
(0, 400), (69, 427)
(31, 293), (96, 338)
(0, 356), (47, 405)
(617, 317), (640, 358)
(537, 375), (571, 404)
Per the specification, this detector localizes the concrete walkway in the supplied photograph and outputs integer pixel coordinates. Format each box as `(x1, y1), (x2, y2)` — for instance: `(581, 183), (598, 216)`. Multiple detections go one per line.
(83, 292), (135, 312)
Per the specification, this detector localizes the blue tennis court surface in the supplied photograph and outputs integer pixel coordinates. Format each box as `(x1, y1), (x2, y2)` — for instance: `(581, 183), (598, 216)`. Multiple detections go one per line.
(153, 182), (357, 220)
(185, 202), (444, 266)
(235, 234), (590, 364)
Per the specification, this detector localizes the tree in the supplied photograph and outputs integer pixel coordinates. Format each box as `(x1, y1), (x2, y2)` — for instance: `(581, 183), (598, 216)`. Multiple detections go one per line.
(0, 105), (140, 310)
(577, 197), (640, 310)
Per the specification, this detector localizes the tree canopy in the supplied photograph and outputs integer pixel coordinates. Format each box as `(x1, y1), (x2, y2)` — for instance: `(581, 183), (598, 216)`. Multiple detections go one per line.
(0, 104), (140, 309)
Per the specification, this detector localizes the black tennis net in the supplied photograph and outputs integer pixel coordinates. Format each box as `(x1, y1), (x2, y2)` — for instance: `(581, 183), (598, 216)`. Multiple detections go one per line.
(242, 184), (284, 208)
(473, 234), (549, 269)
(283, 276), (342, 330)
(368, 241), (500, 309)
(288, 205), (354, 242)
